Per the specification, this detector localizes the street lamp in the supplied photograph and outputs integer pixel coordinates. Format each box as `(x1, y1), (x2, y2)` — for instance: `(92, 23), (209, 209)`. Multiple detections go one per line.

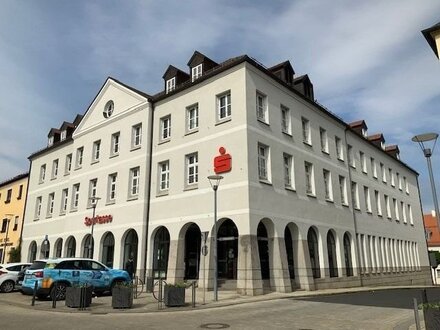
(412, 133), (440, 229)
(88, 196), (101, 259)
(207, 175), (223, 302)
(2, 214), (13, 263)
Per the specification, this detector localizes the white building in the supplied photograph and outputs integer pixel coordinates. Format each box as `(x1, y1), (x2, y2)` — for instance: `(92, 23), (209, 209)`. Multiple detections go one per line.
(22, 51), (431, 295)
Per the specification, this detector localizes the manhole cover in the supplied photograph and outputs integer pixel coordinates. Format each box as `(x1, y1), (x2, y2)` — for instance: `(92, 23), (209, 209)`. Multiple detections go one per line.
(200, 323), (230, 329)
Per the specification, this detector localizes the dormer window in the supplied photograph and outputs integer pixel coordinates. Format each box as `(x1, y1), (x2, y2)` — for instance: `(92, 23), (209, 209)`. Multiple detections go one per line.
(381, 141), (385, 150)
(361, 128), (367, 137)
(61, 130), (67, 141)
(191, 64), (202, 82)
(166, 77), (176, 94)
(48, 136), (54, 147)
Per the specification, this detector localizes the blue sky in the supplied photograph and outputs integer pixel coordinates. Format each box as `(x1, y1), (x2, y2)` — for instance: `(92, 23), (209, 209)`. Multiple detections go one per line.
(1, 0), (440, 212)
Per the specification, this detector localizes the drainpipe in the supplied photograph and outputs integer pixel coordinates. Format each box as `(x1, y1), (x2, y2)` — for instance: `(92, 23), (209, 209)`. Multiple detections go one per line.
(19, 164), (32, 262)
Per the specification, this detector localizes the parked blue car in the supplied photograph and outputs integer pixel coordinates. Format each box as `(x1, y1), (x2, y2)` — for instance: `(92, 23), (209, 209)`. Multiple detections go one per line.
(22, 258), (130, 300)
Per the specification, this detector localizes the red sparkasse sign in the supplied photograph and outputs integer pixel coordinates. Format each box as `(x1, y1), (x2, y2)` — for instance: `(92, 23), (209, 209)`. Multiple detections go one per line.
(214, 147), (231, 174)
(84, 214), (113, 226)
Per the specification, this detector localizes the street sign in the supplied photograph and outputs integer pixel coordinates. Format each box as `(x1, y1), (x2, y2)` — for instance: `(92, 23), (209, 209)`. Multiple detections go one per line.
(202, 245), (208, 256)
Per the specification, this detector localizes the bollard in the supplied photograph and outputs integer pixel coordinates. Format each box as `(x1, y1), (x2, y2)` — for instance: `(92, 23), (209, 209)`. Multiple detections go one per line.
(52, 282), (57, 309)
(31, 281), (38, 306)
(192, 281), (196, 308)
(413, 297), (421, 330)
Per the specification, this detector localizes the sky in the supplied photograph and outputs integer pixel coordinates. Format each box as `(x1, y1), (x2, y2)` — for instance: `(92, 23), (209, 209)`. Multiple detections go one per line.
(0, 0), (440, 212)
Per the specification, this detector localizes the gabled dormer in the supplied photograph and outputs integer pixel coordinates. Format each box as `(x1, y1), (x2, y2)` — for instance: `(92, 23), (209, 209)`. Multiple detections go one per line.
(349, 120), (368, 137)
(269, 60), (295, 85)
(368, 133), (386, 150)
(162, 65), (190, 94)
(59, 121), (75, 141)
(293, 74), (314, 100)
(47, 128), (60, 147)
(187, 51), (218, 82)
(385, 145), (400, 159)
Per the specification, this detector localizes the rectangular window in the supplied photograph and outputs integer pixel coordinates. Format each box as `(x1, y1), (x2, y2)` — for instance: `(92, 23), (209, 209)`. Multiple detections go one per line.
(389, 169), (395, 187)
(385, 195), (391, 218)
(61, 188), (68, 214)
(371, 157), (377, 178)
(76, 147), (83, 168)
(72, 184), (80, 210)
(401, 201), (407, 223)
(60, 130), (66, 141)
(339, 175), (347, 205)
(35, 196), (42, 219)
(92, 140), (101, 162)
(47, 193), (55, 216)
(304, 162), (315, 195)
(360, 151), (367, 173)
(320, 128), (328, 153)
(375, 190), (382, 216)
(39, 164), (46, 183)
(348, 145), (355, 167)
(323, 169), (333, 201)
(397, 173), (402, 190)
(159, 161), (170, 191)
(258, 144), (269, 181)
(5, 189), (12, 203)
(408, 205), (414, 225)
(335, 136), (343, 160)
(364, 186), (371, 212)
(256, 92), (268, 122)
(160, 116), (171, 141)
(111, 132), (120, 156)
(108, 174), (117, 202)
(88, 179), (98, 207)
(393, 198), (399, 220)
(13, 216), (19, 231)
(166, 77), (175, 93)
(186, 153), (199, 186)
(351, 181), (359, 209)
(186, 104), (199, 132)
(52, 159), (59, 179)
(191, 64), (202, 81)
(129, 167), (140, 198)
(281, 105), (291, 134)
(132, 123), (142, 149)
(283, 153), (294, 189)
(1, 219), (7, 233)
(302, 117), (311, 145)
(381, 163), (386, 182)
(17, 184), (23, 200)
(217, 91), (231, 121)
(65, 154), (72, 174)
(404, 177), (409, 194)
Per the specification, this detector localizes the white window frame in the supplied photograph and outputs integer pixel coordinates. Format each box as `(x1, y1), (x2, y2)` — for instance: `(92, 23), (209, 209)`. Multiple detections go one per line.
(132, 123), (142, 149)
(281, 105), (291, 135)
(160, 115), (171, 141)
(111, 132), (120, 156)
(186, 104), (199, 132)
(320, 128), (328, 153)
(336, 136), (343, 160)
(159, 161), (170, 192)
(129, 167), (140, 198)
(371, 157), (377, 178)
(108, 174), (117, 203)
(39, 164), (46, 183)
(72, 184), (80, 211)
(408, 205), (414, 225)
(61, 188), (68, 215)
(401, 201), (407, 223)
(323, 169), (333, 201)
(258, 143), (270, 182)
(60, 130), (67, 141)
(390, 169), (395, 187)
(351, 181), (359, 209)
(397, 173), (402, 191)
(339, 175), (348, 205)
(65, 154), (72, 175)
(302, 117), (311, 145)
(393, 198), (399, 220)
(304, 161), (315, 195)
(385, 195), (391, 218)
(76, 147), (83, 168)
(166, 77), (176, 93)
(185, 153), (199, 186)
(283, 153), (294, 189)
(348, 145), (355, 167)
(256, 92), (268, 123)
(375, 190), (382, 216)
(405, 177), (409, 194)
(47, 193), (54, 217)
(191, 64), (202, 81)
(35, 196), (42, 219)
(381, 163), (386, 183)
(360, 151), (367, 173)
(92, 140), (101, 162)
(52, 159), (59, 179)
(88, 179), (98, 207)
(48, 136), (54, 147)
(364, 186), (371, 213)
(217, 91), (231, 121)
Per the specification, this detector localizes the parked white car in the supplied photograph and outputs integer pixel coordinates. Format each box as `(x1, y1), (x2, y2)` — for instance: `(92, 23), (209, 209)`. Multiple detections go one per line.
(0, 263), (31, 293)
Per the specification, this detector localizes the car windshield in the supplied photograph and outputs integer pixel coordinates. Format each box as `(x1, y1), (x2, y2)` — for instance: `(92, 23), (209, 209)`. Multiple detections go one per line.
(28, 261), (46, 270)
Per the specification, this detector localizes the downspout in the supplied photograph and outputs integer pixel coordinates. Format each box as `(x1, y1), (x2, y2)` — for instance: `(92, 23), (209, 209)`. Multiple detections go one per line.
(344, 128), (363, 287)
(19, 162), (32, 262)
(142, 101), (154, 281)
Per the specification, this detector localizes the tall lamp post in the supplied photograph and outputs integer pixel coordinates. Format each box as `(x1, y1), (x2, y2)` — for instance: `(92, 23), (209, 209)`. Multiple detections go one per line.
(88, 197), (101, 259)
(412, 133), (440, 228)
(207, 175), (223, 302)
(2, 214), (13, 263)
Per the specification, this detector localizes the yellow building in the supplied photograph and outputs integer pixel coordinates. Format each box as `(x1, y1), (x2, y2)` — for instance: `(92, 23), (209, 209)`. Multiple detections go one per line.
(0, 173), (28, 263)
(422, 22), (440, 59)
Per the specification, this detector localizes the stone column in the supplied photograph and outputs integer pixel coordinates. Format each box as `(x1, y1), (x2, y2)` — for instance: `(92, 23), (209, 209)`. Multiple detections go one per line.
(336, 233), (345, 277)
(237, 235), (263, 296)
(270, 236), (292, 293)
(362, 234), (370, 274)
(295, 238), (315, 291)
(165, 239), (185, 284)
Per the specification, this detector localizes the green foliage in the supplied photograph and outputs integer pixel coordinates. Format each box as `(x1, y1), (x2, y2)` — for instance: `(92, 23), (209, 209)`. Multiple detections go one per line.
(418, 302), (440, 310)
(8, 246), (21, 262)
(433, 251), (440, 264)
(165, 281), (188, 288)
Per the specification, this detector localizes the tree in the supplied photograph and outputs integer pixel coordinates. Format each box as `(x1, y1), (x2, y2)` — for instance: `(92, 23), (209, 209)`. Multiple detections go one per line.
(8, 245), (21, 262)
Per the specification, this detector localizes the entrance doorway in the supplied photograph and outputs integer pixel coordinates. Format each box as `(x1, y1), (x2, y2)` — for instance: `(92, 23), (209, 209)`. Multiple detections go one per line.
(184, 224), (201, 279)
(153, 227), (170, 279)
(257, 222), (270, 279)
(101, 232), (115, 268)
(123, 229), (138, 271)
(217, 219), (238, 279)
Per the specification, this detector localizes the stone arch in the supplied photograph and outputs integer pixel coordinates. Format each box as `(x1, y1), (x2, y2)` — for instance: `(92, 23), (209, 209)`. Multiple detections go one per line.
(28, 241), (37, 262)
(81, 234), (93, 258)
(284, 223), (299, 280)
(307, 226), (320, 278)
(64, 236), (76, 257)
(326, 229), (338, 277)
(257, 221), (271, 280)
(100, 232), (115, 268)
(121, 229), (138, 272)
(152, 226), (170, 279)
(181, 223), (201, 280)
(53, 238), (63, 258)
(343, 232), (354, 276)
(217, 218), (239, 280)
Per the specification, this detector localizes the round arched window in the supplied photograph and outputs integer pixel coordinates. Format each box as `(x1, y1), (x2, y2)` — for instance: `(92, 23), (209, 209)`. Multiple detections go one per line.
(103, 100), (114, 118)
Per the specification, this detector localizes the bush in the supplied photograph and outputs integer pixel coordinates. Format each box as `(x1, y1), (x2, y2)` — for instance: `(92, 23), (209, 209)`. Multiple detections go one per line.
(8, 246), (21, 262)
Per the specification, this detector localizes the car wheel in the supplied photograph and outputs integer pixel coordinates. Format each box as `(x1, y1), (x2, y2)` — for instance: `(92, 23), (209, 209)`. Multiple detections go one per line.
(0, 280), (15, 293)
(51, 282), (68, 300)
